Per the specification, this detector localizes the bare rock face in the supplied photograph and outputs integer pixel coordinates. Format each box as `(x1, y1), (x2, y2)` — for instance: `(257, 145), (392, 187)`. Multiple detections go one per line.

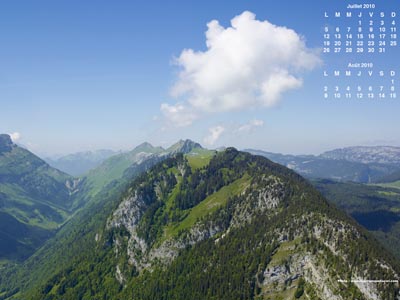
(109, 192), (147, 234)
(260, 216), (394, 300)
(65, 178), (81, 195)
(228, 175), (284, 228)
(107, 191), (149, 269)
(106, 173), (286, 271)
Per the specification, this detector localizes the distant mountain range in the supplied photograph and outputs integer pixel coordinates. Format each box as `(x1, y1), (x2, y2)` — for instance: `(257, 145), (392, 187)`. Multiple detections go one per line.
(46, 144), (400, 182)
(245, 146), (400, 183)
(45, 140), (205, 177)
(45, 149), (118, 176)
(321, 146), (400, 165)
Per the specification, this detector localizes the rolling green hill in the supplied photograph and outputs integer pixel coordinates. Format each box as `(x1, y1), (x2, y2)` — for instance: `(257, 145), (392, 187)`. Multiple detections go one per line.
(4, 148), (399, 300)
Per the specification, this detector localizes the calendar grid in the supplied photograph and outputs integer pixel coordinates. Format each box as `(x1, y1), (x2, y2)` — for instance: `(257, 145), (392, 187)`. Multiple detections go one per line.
(322, 3), (398, 100)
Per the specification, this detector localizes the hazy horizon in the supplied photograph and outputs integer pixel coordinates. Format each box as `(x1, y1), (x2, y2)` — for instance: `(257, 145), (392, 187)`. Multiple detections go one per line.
(4, 133), (399, 159)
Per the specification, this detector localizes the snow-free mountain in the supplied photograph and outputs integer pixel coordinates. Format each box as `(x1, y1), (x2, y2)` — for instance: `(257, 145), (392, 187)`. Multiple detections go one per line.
(45, 149), (117, 176)
(246, 146), (400, 183)
(321, 146), (400, 165)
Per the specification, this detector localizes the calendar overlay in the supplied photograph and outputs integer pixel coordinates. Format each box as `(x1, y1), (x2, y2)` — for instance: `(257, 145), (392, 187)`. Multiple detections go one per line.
(322, 3), (398, 99)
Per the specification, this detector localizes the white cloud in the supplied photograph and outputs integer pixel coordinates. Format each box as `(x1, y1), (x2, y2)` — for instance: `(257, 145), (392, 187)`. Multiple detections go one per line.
(9, 132), (21, 142)
(162, 11), (320, 126)
(160, 103), (197, 127)
(203, 125), (225, 146)
(237, 119), (264, 132)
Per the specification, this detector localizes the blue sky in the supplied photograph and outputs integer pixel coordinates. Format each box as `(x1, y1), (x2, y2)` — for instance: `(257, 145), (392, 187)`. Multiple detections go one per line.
(1, 0), (399, 156)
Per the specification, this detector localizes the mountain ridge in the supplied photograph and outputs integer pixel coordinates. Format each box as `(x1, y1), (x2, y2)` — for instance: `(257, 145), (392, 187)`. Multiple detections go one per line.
(45, 149), (117, 176)
(44, 139), (202, 178)
(13, 147), (400, 300)
(245, 147), (400, 183)
(80, 139), (201, 199)
(320, 146), (400, 165)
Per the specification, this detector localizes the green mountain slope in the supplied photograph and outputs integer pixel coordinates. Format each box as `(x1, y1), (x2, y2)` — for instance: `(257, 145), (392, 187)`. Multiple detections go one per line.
(80, 142), (164, 199)
(377, 180), (400, 189)
(77, 140), (204, 202)
(11, 148), (399, 300)
(376, 170), (400, 184)
(313, 179), (400, 260)
(0, 139), (210, 298)
(0, 134), (78, 263)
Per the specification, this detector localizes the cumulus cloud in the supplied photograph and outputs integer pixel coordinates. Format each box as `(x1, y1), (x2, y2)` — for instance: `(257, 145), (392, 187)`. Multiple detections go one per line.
(161, 11), (320, 126)
(237, 119), (264, 132)
(9, 132), (21, 142)
(160, 103), (198, 127)
(203, 125), (225, 146)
